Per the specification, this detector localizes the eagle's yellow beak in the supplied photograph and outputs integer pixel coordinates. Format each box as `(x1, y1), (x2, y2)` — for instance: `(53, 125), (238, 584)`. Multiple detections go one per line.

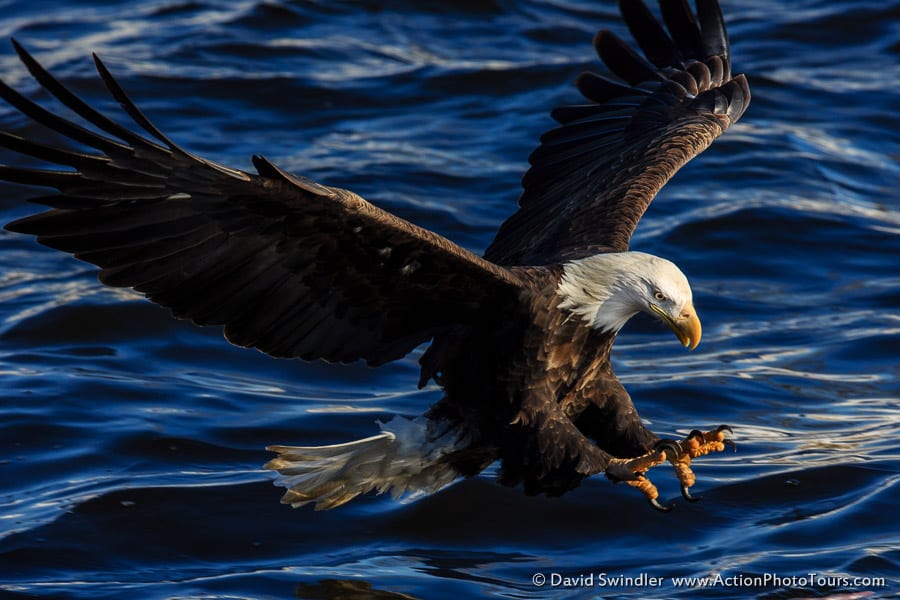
(650, 303), (702, 351)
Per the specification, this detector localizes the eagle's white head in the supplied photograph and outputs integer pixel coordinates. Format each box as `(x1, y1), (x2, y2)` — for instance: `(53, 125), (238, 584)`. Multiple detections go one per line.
(556, 251), (702, 350)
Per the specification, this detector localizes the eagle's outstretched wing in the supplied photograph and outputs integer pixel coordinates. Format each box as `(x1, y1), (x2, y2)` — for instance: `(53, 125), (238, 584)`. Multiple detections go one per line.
(484, 0), (750, 266)
(0, 41), (522, 366)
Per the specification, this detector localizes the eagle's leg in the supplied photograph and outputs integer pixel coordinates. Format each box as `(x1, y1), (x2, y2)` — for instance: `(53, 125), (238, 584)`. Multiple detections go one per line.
(668, 425), (735, 502)
(605, 440), (682, 512)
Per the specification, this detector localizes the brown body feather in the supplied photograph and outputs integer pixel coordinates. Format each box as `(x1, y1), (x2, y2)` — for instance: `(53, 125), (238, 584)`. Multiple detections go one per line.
(425, 267), (657, 495)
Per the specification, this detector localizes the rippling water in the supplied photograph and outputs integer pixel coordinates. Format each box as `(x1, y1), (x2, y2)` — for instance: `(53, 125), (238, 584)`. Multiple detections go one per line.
(0, 1), (898, 598)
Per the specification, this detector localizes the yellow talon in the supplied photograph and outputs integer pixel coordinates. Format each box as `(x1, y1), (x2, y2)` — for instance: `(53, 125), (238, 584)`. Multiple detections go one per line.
(668, 426), (735, 502)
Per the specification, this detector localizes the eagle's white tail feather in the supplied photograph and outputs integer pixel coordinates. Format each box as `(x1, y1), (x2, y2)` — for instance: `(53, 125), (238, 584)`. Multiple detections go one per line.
(264, 417), (463, 510)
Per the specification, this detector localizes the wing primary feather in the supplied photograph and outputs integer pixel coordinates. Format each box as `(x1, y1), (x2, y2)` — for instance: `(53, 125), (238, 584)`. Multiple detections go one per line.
(35, 215), (210, 255)
(92, 53), (251, 182)
(10, 40), (171, 155)
(0, 165), (165, 200)
(0, 166), (85, 190)
(0, 78), (130, 155)
(18, 194), (99, 209)
(539, 115), (631, 144)
(593, 31), (663, 85)
(618, 0), (683, 68)
(527, 134), (621, 173)
(695, 0), (730, 72)
(6, 201), (194, 236)
(659, 0), (704, 60)
(0, 131), (164, 189)
(551, 101), (643, 124)
(575, 71), (650, 104)
(90, 53), (183, 153)
(0, 131), (108, 170)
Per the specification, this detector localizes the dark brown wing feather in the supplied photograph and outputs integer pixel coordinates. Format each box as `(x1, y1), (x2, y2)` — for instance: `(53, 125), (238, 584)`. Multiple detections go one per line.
(484, 0), (750, 265)
(0, 42), (523, 366)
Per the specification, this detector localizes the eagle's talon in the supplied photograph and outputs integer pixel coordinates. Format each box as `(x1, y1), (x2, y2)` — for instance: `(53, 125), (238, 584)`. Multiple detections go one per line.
(681, 425), (737, 457)
(665, 425), (737, 501)
(716, 425), (737, 451)
(687, 429), (705, 441)
(649, 497), (674, 512)
(681, 484), (701, 502)
(653, 439), (683, 462)
(606, 450), (670, 508)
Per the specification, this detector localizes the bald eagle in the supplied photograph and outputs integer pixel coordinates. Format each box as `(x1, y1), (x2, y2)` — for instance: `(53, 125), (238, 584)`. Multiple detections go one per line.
(0, 0), (748, 511)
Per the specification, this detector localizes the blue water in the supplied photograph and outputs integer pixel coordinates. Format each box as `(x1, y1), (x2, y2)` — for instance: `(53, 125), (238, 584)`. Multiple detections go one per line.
(0, 1), (898, 598)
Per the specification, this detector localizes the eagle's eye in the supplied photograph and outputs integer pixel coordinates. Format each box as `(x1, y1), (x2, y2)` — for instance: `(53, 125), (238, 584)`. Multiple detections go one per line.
(653, 290), (667, 302)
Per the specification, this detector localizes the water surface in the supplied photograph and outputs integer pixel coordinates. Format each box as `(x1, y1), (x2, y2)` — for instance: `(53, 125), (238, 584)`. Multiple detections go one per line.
(0, 1), (898, 598)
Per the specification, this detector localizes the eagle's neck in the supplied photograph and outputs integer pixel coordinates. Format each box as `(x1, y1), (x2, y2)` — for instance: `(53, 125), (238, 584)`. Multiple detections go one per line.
(555, 253), (652, 333)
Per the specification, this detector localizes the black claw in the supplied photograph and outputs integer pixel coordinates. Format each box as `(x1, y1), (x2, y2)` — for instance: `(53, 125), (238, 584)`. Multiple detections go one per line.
(716, 424), (737, 451)
(654, 439), (682, 462)
(649, 497), (675, 512)
(681, 484), (701, 502)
